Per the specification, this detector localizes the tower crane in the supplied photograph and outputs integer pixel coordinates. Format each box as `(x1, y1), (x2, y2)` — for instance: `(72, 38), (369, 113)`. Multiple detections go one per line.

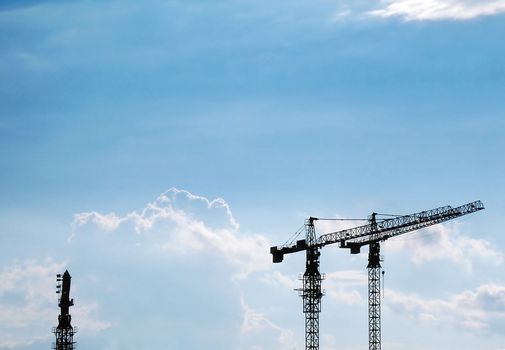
(53, 270), (77, 350)
(270, 200), (484, 350)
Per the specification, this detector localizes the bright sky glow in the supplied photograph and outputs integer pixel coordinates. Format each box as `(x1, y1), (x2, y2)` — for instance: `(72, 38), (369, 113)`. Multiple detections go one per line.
(1, 1), (504, 349)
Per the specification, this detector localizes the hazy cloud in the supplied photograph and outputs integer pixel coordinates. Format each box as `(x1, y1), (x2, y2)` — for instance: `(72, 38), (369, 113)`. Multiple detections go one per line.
(385, 283), (505, 333)
(325, 270), (367, 305)
(263, 269), (367, 305)
(261, 270), (299, 291)
(240, 297), (298, 350)
(386, 222), (503, 273)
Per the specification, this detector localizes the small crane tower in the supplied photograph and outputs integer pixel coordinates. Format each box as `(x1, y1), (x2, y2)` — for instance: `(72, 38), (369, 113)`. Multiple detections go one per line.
(52, 270), (76, 350)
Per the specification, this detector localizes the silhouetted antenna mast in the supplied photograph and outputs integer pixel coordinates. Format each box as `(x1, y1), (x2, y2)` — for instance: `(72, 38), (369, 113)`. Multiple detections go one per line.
(52, 270), (77, 350)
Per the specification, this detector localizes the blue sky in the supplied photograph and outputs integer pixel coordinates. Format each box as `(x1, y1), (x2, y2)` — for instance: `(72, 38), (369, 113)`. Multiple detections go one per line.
(1, 0), (505, 349)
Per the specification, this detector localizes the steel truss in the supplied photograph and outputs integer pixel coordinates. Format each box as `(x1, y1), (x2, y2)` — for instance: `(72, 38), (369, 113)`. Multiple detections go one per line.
(368, 242), (381, 350)
(300, 248), (324, 350)
(52, 322), (76, 350)
(298, 219), (324, 350)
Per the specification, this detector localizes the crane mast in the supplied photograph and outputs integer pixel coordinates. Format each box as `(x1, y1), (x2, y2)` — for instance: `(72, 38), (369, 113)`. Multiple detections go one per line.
(53, 270), (76, 350)
(270, 200), (484, 350)
(367, 214), (381, 350)
(300, 218), (323, 350)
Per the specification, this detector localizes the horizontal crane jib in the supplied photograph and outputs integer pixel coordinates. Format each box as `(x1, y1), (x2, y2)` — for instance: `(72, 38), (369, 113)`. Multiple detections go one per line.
(318, 200), (484, 249)
(270, 200), (483, 262)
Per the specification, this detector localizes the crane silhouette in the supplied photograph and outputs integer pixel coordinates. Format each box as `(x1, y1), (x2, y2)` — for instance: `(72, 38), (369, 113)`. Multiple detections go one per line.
(270, 200), (484, 350)
(53, 270), (76, 350)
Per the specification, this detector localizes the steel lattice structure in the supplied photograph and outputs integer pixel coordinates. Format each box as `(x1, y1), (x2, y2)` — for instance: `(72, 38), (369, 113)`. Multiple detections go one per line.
(368, 242), (381, 350)
(52, 327), (76, 350)
(53, 270), (76, 350)
(297, 219), (324, 350)
(270, 200), (484, 350)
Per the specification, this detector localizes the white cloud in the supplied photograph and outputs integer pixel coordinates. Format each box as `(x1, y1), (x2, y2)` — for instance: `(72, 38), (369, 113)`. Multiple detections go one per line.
(0, 259), (109, 349)
(385, 283), (505, 333)
(369, 0), (505, 21)
(72, 188), (297, 348)
(326, 270), (368, 286)
(73, 302), (111, 333)
(261, 270), (299, 290)
(385, 222), (503, 273)
(263, 269), (367, 305)
(325, 270), (367, 305)
(330, 6), (352, 22)
(71, 188), (271, 277)
(240, 297), (298, 350)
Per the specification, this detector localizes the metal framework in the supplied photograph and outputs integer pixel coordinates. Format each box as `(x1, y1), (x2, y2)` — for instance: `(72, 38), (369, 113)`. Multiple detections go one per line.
(53, 270), (76, 350)
(368, 242), (381, 350)
(298, 219), (324, 350)
(367, 214), (381, 350)
(270, 200), (484, 350)
(319, 201), (484, 250)
(52, 327), (76, 350)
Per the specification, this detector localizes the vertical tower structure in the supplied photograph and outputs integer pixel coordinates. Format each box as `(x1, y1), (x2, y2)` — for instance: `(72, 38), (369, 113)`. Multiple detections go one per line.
(53, 270), (76, 350)
(299, 218), (324, 350)
(367, 242), (381, 350)
(367, 214), (381, 350)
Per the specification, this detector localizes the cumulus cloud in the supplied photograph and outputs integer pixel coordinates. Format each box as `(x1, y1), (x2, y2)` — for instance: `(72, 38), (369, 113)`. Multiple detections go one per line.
(71, 188), (296, 348)
(72, 188), (271, 278)
(385, 283), (505, 333)
(0, 259), (109, 349)
(385, 222), (503, 273)
(369, 0), (505, 21)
